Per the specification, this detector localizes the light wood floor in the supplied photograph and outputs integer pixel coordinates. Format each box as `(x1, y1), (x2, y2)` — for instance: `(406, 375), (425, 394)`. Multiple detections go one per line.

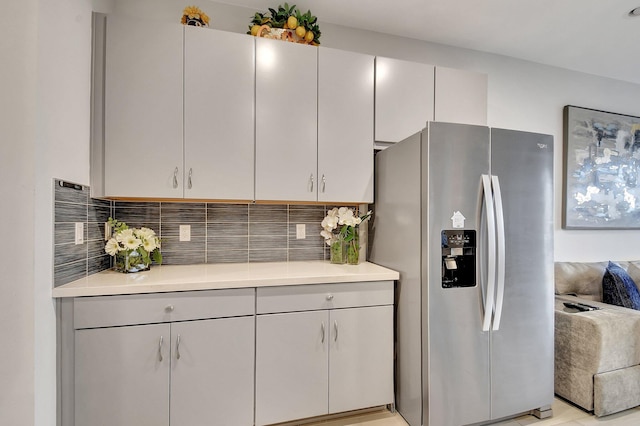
(304, 397), (640, 425)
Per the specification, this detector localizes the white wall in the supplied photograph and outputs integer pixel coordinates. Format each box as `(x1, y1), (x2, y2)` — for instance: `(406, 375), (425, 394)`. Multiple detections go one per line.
(0, 0), (37, 424)
(34, 0), (94, 423)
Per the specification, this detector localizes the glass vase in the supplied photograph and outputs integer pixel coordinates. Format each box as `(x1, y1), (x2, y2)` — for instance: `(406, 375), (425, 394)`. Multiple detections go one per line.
(347, 231), (360, 265)
(330, 237), (346, 264)
(114, 249), (150, 273)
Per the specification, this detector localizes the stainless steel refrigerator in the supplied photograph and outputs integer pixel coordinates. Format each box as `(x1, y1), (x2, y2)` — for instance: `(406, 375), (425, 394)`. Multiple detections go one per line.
(370, 122), (554, 426)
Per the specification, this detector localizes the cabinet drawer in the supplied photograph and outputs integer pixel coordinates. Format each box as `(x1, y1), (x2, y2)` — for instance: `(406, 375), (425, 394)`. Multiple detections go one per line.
(257, 281), (393, 314)
(74, 288), (255, 329)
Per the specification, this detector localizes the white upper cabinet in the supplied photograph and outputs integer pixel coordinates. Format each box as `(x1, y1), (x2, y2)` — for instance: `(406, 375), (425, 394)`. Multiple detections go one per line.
(318, 47), (374, 203)
(104, 16), (184, 198)
(184, 27), (254, 200)
(434, 66), (488, 126)
(375, 56), (435, 144)
(255, 38), (318, 202)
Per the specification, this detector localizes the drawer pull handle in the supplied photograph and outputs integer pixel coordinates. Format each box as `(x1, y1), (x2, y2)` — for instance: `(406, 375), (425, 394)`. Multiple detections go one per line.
(321, 322), (325, 343)
(176, 334), (181, 360)
(158, 336), (164, 362)
(326, 294), (333, 301)
(188, 168), (193, 189)
(334, 321), (338, 342)
(165, 305), (174, 312)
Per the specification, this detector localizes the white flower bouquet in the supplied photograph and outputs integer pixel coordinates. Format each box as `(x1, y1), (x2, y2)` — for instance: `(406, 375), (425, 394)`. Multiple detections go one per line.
(105, 217), (162, 273)
(321, 207), (371, 264)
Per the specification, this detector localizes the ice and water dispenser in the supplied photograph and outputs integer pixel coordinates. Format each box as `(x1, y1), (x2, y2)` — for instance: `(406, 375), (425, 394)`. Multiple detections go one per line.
(441, 230), (476, 288)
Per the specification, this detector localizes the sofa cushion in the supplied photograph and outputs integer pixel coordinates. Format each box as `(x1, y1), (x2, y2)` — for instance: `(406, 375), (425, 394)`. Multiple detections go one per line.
(555, 261), (608, 301)
(602, 261), (640, 310)
(626, 262), (640, 292)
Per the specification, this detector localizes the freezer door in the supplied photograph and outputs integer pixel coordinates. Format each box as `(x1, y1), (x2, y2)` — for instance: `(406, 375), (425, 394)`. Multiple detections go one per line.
(489, 128), (554, 419)
(426, 122), (491, 426)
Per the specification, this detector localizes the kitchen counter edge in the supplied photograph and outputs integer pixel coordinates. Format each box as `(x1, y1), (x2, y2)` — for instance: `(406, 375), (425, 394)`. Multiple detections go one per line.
(52, 261), (399, 298)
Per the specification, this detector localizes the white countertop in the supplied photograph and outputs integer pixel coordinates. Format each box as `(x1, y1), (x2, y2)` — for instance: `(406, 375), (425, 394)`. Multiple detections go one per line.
(52, 261), (399, 298)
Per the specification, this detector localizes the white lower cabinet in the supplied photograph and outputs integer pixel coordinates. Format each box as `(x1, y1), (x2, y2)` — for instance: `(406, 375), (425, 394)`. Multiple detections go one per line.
(75, 323), (171, 426)
(255, 282), (394, 425)
(256, 311), (329, 425)
(67, 282), (393, 426)
(72, 289), (255, 426)
(328, 306), (394, 413)
(170, 317), (254, 426)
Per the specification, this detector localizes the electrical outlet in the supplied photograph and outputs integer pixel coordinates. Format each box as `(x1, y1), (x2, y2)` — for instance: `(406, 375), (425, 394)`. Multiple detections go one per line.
(179, 225), (191, 242)
(104, 222), (111, 241)
(296, 224), (306, 239)
(75, 222), (84, 245)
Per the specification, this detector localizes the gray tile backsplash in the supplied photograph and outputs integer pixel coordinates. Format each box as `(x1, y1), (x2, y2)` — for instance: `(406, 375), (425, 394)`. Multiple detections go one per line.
(54, 179), (351, 286)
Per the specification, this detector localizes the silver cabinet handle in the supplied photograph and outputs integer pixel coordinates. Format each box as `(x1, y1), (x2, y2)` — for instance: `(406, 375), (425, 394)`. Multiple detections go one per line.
(173, 167), (179, 189)
(321, 174), (326, 193)
(321, 322), (325, 343)
(165, 305), (174, 313)
(188, 168), (193, 189)
(326, 293), (333, 301)
(308, 174), (315, 192)
(334, 321), (338, 342)
(176, 334), (181, 360)
(158, 336), (164, 362)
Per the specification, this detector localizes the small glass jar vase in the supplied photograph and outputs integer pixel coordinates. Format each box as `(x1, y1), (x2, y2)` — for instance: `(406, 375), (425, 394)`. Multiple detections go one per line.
(114, 249), (150, 273)
(346, 231), (360, 265)
(330, 237), (346, 264)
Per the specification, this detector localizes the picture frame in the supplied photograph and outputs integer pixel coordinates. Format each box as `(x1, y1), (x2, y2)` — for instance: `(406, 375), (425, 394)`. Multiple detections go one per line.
(563, 105), (640, 229)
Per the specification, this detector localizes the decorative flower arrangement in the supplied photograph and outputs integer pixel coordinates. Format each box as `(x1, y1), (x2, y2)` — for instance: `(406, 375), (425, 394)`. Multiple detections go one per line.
(247, 3), (321, 45)
(321, 207), (371, 265)
(105, 218), (162, 273)
(181, 5), (210, 27)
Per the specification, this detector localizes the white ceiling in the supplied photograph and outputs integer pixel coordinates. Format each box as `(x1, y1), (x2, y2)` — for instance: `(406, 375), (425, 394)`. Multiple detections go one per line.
(220, 0), (640, 85)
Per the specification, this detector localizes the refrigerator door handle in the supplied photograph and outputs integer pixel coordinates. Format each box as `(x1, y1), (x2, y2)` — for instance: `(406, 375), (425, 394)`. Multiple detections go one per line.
(491, 175), (506, 331)
(481, 174), (496, 332)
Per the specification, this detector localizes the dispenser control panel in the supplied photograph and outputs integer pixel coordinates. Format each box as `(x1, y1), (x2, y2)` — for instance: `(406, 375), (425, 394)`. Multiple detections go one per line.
(441, 229), (476, 288)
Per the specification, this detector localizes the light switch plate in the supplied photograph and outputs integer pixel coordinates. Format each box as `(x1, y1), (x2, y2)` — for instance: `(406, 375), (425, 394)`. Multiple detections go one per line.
(296, 224), (306, 239)
(75, 222), (84, 245)
(179, 225), (191, 242)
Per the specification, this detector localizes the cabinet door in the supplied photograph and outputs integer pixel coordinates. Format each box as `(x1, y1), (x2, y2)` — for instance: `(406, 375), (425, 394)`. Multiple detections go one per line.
(318, 47), (374, 203)
(434, 66), (488, 125)
(75, 324), (170, 426)
(184, 27), (255, 200)
(104, 16), (184, 198)
(255, 38), (318, 201)
(375, 57), (434, 143)
(255, 311), (329, 425)
(170, 317), (254, 426)
(329, 305), (394, 413)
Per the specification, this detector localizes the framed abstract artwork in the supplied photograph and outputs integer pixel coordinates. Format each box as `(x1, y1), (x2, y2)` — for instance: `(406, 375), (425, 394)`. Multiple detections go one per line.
(563, 105), (640, 229)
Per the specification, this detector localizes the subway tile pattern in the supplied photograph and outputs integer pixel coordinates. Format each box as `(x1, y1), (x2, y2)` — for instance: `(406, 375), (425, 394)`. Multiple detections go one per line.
(54, 179), (353, 286)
